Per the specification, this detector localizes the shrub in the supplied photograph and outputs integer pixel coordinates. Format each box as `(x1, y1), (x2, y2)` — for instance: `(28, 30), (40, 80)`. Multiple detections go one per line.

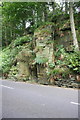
(56, 60), (63, 65)
(1, 38), (30, 75)
(48, 62), (55, 69)
(8, 66), (18, 79)
(2, 49), (12, 74)
(65, 51), (80, 74)
(47, 67), (72, 80)
(54, 45), (65, 58)
(34, 55), (48, 64)
(14, 36), (32, 47)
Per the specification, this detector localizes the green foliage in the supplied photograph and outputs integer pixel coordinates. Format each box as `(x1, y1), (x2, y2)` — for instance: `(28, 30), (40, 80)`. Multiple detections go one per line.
(8, 66), (18, 79)
(46, 40), (54, 44)
(47, 67), (71, 79)
(2, 2), (48, 46)
(77, 31), (80, 42)
(34, 55), (48, 64)
(1, 36), (32, 74)
(65, 51), (80, 74)
(54, 46), (80, 75)
(35, 22), (54, 33)
(2, 1), (80, 83)
(56, 60), (63, 65)
(0, 51), (2, 68)
(41, 22), (55, 26)
(14, 36), (32, 47)
(47, 68), (60, 76)
(2, 49), (12, 73)
(51, 68), (60, 76)
(35, 28), (52, 35)
(48, 62), (55, 69)
(2, 48), (17, 73)
(54, 45), (65, 58)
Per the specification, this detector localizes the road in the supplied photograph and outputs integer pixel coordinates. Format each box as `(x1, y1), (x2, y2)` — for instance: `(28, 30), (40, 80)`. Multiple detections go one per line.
(0, 79), (80, 118)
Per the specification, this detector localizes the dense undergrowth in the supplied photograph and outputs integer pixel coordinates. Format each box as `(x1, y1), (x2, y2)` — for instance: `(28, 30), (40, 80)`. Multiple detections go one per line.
(0, 35), (32, 76)
(47, 46), (80, 81)
(0, 34), (80, 83)
(1, 2), (80, 89)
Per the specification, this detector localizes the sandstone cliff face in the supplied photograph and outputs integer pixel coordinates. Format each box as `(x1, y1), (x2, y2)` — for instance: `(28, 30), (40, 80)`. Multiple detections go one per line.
(16, 49), (32, 81)
(6, 23), (80, 88)
(34, 24), (54, 83)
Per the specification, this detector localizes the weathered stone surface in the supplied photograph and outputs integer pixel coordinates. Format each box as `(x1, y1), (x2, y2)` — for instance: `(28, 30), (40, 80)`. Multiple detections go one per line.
(16, 49), (35, 80)
(76, 75), (80, 82)
(34, 24), (54, 82)
(54, 78), (79, 88)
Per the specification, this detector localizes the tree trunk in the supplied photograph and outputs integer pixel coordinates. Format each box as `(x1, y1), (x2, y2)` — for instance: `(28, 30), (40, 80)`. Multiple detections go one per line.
(65, 2), (68, 14)
(51, 2), (55, 62)
(5, 25), (8, 46)
(51, 25), (55, 62)
(44, 3), (47, 22)
(69, 2), (79, 51)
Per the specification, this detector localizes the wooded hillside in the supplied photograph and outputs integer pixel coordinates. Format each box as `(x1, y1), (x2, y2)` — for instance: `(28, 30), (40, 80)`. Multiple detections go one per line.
(0, 2), (80, 88)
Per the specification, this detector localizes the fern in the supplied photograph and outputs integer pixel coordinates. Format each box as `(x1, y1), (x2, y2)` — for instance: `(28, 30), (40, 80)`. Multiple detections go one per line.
(35, 55), (48, 64)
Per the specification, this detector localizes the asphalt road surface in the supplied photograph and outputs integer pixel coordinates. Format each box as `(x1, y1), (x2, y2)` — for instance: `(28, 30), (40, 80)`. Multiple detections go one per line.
(0, 79), (80, 118)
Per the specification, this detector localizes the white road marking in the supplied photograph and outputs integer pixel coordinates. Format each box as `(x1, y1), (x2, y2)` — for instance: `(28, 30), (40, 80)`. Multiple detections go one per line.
(71, 102), (80, 105)
(1, 85), (14, 89)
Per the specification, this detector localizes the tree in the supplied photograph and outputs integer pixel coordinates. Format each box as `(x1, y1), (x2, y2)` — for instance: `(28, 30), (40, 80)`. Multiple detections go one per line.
(65, 2), (68, 14)
(2, 2), (50, 47)
(69, 2), (79, 51)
